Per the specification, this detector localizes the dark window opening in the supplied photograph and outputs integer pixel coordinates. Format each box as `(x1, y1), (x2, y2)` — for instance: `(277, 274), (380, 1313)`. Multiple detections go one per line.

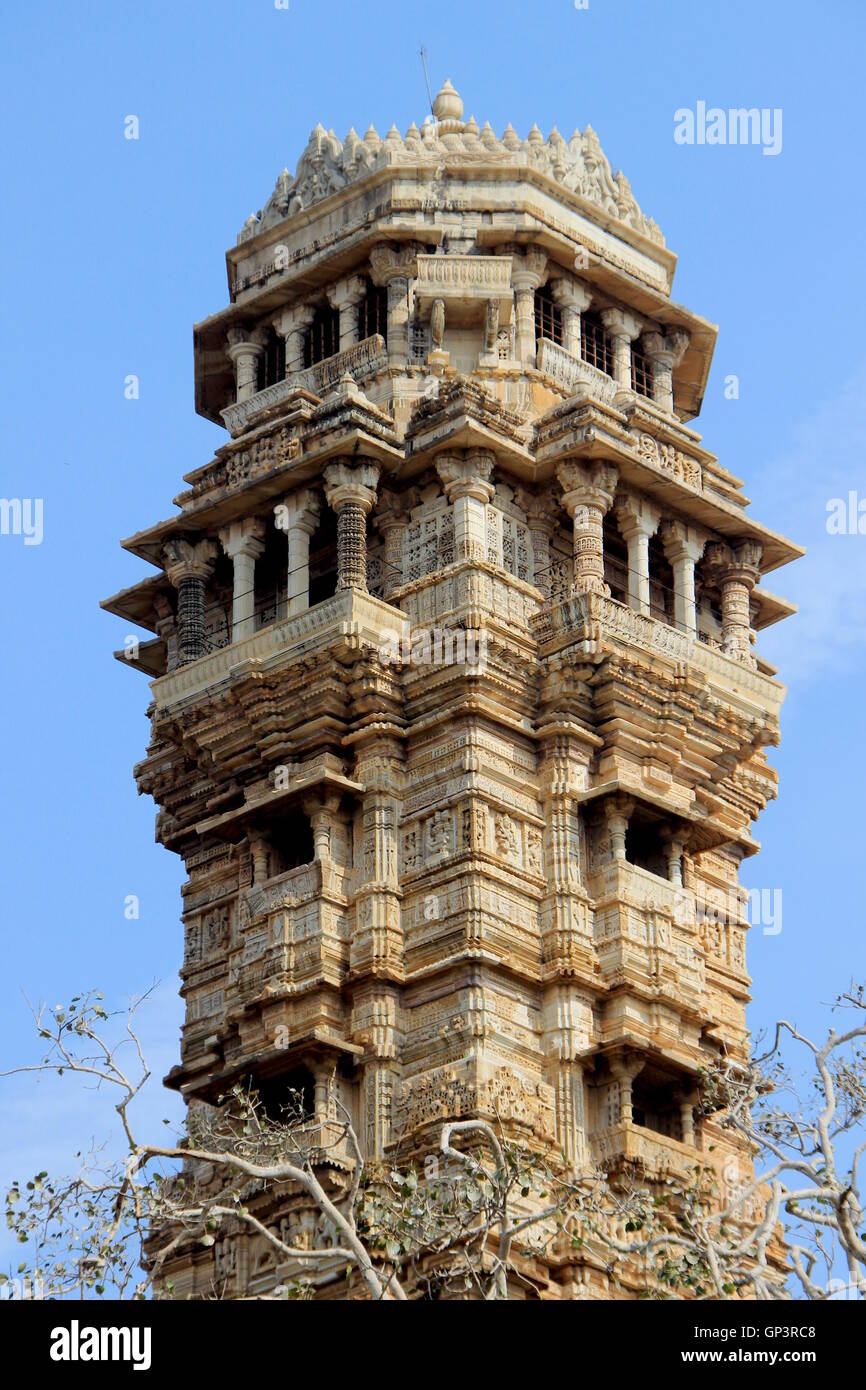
(534, 283), (562, 347)
(308, 507), (339, 606)
(270, 808), (315, 876)
(648, 533), (675, 626)
(303, 303), (340, 368)
(580, 312), (613, 377)
(256, 327), (286, 392)
(253, 521), (287, 631)
(251, 1066), (316, 1124)
(624, 810), (668, 879)
(631, 343), (653, 398)
(358, 279), (388, 343)
(631, 1073), (682, 1141)
(603, 512), (629, 605)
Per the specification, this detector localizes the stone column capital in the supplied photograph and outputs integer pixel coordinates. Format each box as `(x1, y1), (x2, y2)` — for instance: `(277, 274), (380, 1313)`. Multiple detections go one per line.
(368, 242), (420, 286)
(435, 451), (496, 504)
(274, 487), (320, 535)
(275, 301), (317, 337)
(609, 1049), (645, 1084)
(600, 307), (643, 343)
(219, 516), (267, 561)
(658, 517), (707, 565)
(327, 274), (368, 312)
(615, 491), (661, 540)
(376, 487), (417, 533)
(226, 325), (267, 356)
(516, 487), (559, 534)
(557, 461), (618, 515)
(643, 328), (690, 367)
(704, 538), (762, 585)
(323, 461), (381, 514)
(550, 276), (593, 314)
(510, 247), (548, 291)
(162, 536), (218, 585)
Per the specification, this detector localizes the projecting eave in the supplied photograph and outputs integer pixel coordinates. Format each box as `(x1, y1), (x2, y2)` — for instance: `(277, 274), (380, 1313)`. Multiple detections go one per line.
(101, 572), (171, 630)
(112, 640), (165, 678)
(752, 587), (797, 631)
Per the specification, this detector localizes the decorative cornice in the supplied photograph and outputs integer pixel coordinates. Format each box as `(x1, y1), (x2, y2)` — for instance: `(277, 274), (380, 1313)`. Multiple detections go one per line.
(238, 102), (665, 248)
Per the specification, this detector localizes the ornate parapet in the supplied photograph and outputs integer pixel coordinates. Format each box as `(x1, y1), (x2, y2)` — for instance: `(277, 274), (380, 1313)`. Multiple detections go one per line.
(532, 590), (785, 712)
(150, 587), (408, 710)
(219, 335), (388, 437)
(631, 429), (702, 491)
(414, 253), (514, 315)
(393, 1062), (556, 1146)
(536, 338), (618, 405)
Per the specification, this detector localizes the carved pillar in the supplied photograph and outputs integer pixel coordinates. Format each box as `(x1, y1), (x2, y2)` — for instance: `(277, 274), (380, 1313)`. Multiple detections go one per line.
(615, 493), (661, 615)
(323, 462), (381, 591)
(376, 489), (415, 599)
(609, 1051), (645, 1126)
(516, 488), (559, 597)
(600, 308), (642, 392)
(249, 834), (270, 885)
(302, 790), (342, 862)
(312, 1060), (335, 1122)
(153, 594), (178, 673)
(435, 450), (496, 563)
(369, 244), (419, 367)
(550, 278), (593, 358)
(642, 329), (690, 414)
(557, 461), (619, 595)
(663, 832), (686, 887)
(162, 538), (218, 665)
(660, 520), (707, 637)
(276, 488), (320, 616)
(226, 328), (267, 403)
(604, 796), (633, 863)
(705, 540), (762, 662)
(510, 249), (548, 365)
(219, 518), (266, 643)
(678, 1087), (699, 1146)
(276, 303), (316, 375)
(328, 275), (367, 352)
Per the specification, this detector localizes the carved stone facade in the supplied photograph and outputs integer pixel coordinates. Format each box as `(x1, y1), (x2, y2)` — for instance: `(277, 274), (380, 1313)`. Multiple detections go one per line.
(104, 81), (801, 1299)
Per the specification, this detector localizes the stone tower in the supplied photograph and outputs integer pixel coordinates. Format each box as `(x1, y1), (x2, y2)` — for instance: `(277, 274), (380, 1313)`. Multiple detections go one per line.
(104, 81), (801, 1298)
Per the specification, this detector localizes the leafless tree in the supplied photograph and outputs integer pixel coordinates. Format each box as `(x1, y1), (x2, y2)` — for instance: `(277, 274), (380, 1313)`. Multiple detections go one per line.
(3, 985), (865, 1300)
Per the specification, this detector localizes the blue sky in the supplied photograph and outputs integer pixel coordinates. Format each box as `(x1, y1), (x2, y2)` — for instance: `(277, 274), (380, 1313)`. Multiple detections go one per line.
(1, 0), (864, 1258)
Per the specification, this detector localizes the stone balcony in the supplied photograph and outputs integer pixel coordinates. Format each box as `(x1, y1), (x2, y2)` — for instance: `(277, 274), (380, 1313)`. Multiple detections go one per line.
(532, 591), (785, 718)
(535, 338), (618, 406)
(150, 588), (409, 711)
(590, 1120), (703, 1178)
(591, 861), (704, 1007)
(220, 334), (389, 437)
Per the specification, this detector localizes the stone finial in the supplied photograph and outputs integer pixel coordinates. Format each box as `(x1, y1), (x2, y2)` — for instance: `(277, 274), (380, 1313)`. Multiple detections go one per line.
(432, 78), (463, 122)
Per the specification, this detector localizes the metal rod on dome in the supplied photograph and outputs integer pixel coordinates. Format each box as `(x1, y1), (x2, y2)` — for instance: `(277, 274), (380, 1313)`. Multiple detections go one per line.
(419, 43), (434, 118)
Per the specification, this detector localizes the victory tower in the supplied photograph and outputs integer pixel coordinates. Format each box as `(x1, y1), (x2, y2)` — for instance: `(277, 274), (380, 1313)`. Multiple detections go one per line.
(104, 81), (801, 1298)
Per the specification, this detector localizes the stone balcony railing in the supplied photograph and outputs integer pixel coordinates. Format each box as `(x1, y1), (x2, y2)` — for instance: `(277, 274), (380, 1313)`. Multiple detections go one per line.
(151, 588), (409, 711)
(532, 591), (784, 714)
(592, 861), (704, 1003)
(220, 334), (389, 437)
(591, 1121), (703, 1177)
(535, 338), (619, 405)
(413, 253), (514, 315)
